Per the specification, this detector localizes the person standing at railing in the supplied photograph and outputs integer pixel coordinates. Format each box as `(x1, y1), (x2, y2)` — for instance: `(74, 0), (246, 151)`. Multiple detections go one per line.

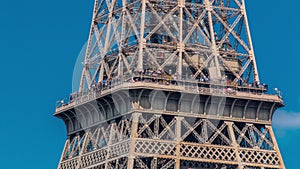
(69, 94), (73, 103)
(173, 72), (178, 80)
(108, 77), (112, 88)
(97, 82), (102, 91)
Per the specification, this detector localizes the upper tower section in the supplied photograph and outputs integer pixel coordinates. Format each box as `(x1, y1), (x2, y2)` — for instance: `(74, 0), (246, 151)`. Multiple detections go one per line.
(79, 0), (260, 92)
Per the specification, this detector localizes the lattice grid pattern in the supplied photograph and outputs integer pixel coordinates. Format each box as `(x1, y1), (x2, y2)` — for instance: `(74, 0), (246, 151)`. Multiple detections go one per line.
(180, 160), (238, 169)
(59, 158), (79, 169)
(56, 0), (285, 168)
(80, 149), (107, 168)
(180, 143), (236, 162)
(239, 149), (280, 166)
(58, 113), (284, 169)
(135, 140), (176, 156)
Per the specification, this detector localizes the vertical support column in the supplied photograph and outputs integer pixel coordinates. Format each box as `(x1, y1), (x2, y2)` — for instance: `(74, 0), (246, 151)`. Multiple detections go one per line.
(104, 0), (117, 53)
(119, 1), (127, 77)
(121, 0), (126, 46)
(105, 123), (116, 169)
(177, 0), (185, 79)
(241, 0), (260, 83)
(76, 132), (90, 169)
(204, 0), (221, 79)
(266, 125), (286, 169)
(154, 114), (161, 139)
(119, 2), (126, 77)
(118, 55), (123, 77)
(138, 0), (146, 72)
(57, 139), (70, 169)
(98, 61), (105, 84)
(80, 0), (99, 92)
(151, 158), (157, 169)
(127, 112), (141, 168)
(175, 116), (183, 169)
(226, 121), (243, 169)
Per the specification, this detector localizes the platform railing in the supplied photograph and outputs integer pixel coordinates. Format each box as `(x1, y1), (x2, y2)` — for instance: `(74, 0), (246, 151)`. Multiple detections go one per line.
(55, 74), (282, 111)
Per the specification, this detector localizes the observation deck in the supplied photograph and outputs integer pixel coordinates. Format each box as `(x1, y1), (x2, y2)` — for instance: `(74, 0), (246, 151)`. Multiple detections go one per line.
(54, 74), (283, 135)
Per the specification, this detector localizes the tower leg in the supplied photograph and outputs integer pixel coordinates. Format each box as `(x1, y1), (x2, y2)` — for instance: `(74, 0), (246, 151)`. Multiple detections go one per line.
(266, 125), (285, 169)
(175, 117), (183, 169)
(226, 122), (243, 169)
(104, 123), (115, 169)
(57, 139), (70, 169)
(127, 113), (141, 168)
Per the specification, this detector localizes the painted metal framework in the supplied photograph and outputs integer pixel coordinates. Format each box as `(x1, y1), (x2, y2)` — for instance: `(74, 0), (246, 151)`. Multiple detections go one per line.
(55, 84), (285, 169)
(79, 0), (260, 92)
(55, 0), (286, 169)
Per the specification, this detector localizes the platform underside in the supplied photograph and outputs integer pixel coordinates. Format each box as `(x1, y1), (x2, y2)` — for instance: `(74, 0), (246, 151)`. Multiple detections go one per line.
(55, 86), (284, 169)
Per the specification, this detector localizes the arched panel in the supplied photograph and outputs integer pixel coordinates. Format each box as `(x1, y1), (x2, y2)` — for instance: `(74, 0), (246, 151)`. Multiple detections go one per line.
(119, 90), (132, 112)
(109, 94), (121, 116)
(232, 99), (246, 118)
(192, 94), (205, 114)
(258, 102), (272, 121)
(86, 101), (101, 123)
(230, 99), (238, 118)
(269, 103), (278, 121)
(114, 92), (128, 114)
(151, 90), (167, 110)
(139, 89), (152, 109)
(166, 92), (180, 112)
(206, 96), (222, 116)
(221, 98), (233, 117)
(68, 110), (81, 132)
(204, 96), (211, 115)
(179, 93), (194, 112)
(73, 107), (87, 129)
(243, 100), (250, 119)
(59, 113), (74, 133)
(256, 102), (263, 120)
(76, 106), (91, 128)
(217, 97), (226, 116)
(99, 97), (113, 119)
(80, 104), (94, 127)
(97, 100), (107, 120)
(245, 100), (259, 119)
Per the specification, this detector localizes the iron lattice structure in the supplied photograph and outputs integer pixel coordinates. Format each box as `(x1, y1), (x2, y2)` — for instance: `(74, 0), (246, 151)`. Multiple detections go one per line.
(55, 0), (285, 169)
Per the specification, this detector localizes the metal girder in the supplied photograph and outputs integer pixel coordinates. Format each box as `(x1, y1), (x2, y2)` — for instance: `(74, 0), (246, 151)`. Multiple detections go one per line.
(57, 112), (285, 169)
(79, 0), (261, 92)
(56, 0), (285, 168)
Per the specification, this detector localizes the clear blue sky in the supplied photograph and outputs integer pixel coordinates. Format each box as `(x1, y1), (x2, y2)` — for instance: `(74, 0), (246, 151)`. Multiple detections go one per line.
(0, 0), (299, 168)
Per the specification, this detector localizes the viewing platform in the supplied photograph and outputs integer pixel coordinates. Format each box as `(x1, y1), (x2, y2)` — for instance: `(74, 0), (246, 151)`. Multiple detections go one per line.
(55, 75), (283, 114)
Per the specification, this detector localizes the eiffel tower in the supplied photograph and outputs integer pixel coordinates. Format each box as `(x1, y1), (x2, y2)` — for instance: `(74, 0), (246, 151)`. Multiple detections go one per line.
(54, 0), (285, 168)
